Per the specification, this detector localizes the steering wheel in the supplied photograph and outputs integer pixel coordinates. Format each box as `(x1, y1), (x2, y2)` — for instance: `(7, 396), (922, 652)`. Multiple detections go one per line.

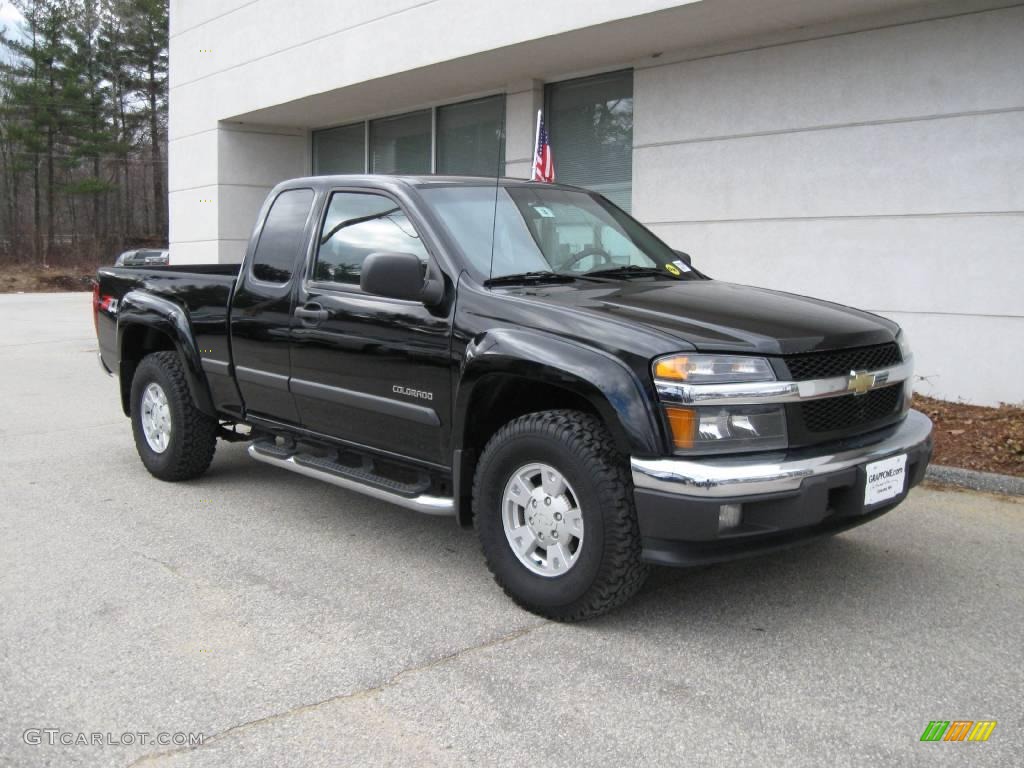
(560, 246), (614, 272)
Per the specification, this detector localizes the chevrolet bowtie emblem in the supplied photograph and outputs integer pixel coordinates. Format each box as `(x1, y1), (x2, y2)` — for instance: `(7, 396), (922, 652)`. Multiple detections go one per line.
(847, 369), (876, 396)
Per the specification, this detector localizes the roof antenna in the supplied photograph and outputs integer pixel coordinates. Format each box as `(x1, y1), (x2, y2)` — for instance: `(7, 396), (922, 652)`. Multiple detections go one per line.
(487, 106), (512, 281)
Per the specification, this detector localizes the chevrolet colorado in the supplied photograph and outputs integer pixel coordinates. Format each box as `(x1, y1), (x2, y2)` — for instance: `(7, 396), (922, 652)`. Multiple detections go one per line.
(94, 175), (933, 620)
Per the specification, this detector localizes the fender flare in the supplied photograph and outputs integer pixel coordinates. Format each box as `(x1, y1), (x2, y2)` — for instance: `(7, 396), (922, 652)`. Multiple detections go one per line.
(454, 332), (662, 454)
(450, 328), (665, 524)
(115, 291), (217, 418)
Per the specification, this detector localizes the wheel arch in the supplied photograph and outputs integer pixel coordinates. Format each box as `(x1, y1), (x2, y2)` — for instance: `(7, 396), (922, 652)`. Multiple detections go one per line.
(116, 291), (216, 418)
(451, 328), (663, 527)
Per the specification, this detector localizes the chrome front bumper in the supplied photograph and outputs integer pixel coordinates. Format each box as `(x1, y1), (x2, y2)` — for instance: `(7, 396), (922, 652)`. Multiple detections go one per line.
(631, 409), (933, 500)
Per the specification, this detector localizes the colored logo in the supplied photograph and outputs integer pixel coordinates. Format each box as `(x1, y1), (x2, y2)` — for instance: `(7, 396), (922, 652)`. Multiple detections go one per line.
(920, 721), (997, 742)
(847, 369), (876, 395)
(664, 263), (681, 276)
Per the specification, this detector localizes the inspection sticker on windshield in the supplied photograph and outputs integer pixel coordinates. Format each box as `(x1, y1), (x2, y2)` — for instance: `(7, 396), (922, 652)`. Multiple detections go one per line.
(672, 259), (692, 273)
(864, 453), (907, 506)
(531, 205), (555, 218)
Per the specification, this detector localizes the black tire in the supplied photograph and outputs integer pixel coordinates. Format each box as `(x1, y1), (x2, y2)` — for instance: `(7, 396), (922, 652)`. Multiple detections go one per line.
(473, 410), (649, 621)
(130, 351), (217, 481)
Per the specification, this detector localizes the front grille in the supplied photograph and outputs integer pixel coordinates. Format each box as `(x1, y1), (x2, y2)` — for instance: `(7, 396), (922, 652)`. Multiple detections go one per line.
(783, 343), (901, 381)
(799, 385), (903, 433)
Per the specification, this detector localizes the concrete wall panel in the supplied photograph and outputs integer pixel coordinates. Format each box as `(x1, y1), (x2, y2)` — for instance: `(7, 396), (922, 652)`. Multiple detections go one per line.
(168, 186), (219, 244)
(218, 239), (248, 265)
(218, 185), (274, 242)
(633, 110), (1024, 223)
(169, 0), (252, 37)
(505, 85), (543, 167)
(168, 239), (220, 265)
(648, 214), (1024, 318)
(881, 312), (1024, 405)
(635, 5), (1024, 145)
(168, 131), (218, 192)
(217, 128), (306, 187)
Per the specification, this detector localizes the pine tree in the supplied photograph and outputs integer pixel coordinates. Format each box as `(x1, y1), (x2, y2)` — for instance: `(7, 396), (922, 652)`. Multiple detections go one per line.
(0, 0), (168, 266)
(64, 0), (119, 255)
(121, 0), (167, 239)
(1, 0), (59, 265)
(97, 0), (135, 241)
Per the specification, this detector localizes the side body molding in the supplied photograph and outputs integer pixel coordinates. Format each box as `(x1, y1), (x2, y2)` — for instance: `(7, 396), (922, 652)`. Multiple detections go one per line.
(116, 290), (217, 417)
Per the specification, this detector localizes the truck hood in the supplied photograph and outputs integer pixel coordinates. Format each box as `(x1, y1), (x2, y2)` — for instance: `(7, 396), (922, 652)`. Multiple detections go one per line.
(513, 279), (899, 355)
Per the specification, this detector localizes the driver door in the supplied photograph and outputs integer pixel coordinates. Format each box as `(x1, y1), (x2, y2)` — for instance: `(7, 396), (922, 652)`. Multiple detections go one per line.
(288, 189), (453, 465)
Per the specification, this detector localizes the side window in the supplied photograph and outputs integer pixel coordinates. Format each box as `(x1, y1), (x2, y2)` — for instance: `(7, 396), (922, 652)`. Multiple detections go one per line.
(314, 192), (429, 286)
(251, 188), (314, 284)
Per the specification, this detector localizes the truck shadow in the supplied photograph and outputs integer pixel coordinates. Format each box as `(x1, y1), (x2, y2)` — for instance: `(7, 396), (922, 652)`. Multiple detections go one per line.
(595, 532), (930, 633)
(209, 441), (928, 631)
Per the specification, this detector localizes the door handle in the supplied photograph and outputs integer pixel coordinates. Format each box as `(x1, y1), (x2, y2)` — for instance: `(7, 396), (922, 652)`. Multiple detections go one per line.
(295, 303), (330, 324)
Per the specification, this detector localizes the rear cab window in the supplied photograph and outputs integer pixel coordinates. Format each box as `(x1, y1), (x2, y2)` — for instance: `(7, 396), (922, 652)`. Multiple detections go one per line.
(251, 188), (315, 284)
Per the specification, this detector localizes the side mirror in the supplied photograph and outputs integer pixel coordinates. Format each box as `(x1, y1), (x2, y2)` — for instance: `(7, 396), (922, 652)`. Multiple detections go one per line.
(673, 250), (692, 267)
(360, 252), (443, 305)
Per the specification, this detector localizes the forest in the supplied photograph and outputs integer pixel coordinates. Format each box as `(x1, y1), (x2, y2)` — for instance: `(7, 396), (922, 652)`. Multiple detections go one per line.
(0, 0), (167, 277)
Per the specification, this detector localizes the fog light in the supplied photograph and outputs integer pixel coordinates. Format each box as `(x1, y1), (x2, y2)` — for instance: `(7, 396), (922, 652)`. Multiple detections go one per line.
(718, 503), (742, 531)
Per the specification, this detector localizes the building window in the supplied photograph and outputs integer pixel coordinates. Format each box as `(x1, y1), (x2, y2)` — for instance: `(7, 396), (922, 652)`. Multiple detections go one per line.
(312, 123), (365, 175)
(545, 70), (633, 211)
(370, 110), (432, 174)
(311, 95), (506, 178)
(436, 95), (505, 176)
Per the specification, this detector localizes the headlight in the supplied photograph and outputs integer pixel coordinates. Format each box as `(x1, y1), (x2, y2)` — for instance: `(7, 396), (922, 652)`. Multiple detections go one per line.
(653, 354), (775, 383)
(665, 404), (787, 454)
(896, 329), (912, 363)
(654, 355), (786, 454)
(896, 330), (914, 409)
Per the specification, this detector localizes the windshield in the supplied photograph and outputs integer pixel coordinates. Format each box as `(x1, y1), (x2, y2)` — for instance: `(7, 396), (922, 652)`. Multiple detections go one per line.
(420, 185), (697, 281)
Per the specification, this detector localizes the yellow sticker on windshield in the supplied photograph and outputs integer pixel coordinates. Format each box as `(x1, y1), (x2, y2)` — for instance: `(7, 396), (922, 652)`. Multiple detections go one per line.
(665, 263), (681, 276)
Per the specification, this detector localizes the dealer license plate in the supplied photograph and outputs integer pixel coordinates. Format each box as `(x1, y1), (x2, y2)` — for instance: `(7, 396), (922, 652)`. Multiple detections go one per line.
(864, 453), (907, 506)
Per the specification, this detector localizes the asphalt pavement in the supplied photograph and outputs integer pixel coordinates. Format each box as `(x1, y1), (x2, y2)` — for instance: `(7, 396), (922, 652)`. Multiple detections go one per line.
(0, 292), (1021, 767)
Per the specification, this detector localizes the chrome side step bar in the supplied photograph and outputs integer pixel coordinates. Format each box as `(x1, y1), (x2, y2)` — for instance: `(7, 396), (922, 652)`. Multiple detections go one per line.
(247, 443), (455, 516)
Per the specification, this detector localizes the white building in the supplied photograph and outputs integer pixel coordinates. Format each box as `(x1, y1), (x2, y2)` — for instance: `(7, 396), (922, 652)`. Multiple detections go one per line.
(168, 0), (1023, 405)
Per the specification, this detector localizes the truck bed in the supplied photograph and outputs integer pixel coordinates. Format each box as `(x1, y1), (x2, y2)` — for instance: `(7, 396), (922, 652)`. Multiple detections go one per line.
(117, 263), (242, 276)
(95, 263), (242, 386)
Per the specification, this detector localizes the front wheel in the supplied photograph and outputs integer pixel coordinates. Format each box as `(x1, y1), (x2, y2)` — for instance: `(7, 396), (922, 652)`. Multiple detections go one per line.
(130, 351), (218, 481)
(473, 410), (649, 621)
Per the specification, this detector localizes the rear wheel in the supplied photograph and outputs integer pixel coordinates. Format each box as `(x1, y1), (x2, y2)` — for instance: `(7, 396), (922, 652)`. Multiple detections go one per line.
(473, 410), (649, 621)
(130, 351), (217, 481)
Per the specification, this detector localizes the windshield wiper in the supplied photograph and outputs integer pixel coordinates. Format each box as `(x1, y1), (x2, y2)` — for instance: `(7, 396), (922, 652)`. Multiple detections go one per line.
(585, 265), (677, 279)
(485, 271), (577, 287)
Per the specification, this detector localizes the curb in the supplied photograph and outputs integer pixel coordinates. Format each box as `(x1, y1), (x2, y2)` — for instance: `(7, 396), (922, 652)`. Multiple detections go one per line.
(925, 464), (1024, 498)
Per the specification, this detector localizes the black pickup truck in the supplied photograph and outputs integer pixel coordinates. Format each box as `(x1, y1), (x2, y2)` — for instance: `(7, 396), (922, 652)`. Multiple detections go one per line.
(95, 175), (933, 620)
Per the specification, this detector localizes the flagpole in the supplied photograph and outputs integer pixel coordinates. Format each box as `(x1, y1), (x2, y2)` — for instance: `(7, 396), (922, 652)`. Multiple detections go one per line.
(531, 109), (542, 181)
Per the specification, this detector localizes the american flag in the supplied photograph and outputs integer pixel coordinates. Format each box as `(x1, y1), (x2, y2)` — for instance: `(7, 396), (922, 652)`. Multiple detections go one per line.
(531, 110), (554, 183)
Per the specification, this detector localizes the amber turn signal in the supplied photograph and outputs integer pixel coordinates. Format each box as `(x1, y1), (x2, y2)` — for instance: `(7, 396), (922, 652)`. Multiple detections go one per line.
(652, 354), (776, 383)
(654, 356), (691, 380)
(664, 406), (696, 449)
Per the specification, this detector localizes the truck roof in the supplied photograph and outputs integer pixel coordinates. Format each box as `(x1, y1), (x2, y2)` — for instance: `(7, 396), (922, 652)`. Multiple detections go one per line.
(273, 174), (589, 193)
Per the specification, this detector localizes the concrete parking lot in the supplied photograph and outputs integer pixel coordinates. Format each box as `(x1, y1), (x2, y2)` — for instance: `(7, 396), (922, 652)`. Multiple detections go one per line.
(1, 292), (1021, 767)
